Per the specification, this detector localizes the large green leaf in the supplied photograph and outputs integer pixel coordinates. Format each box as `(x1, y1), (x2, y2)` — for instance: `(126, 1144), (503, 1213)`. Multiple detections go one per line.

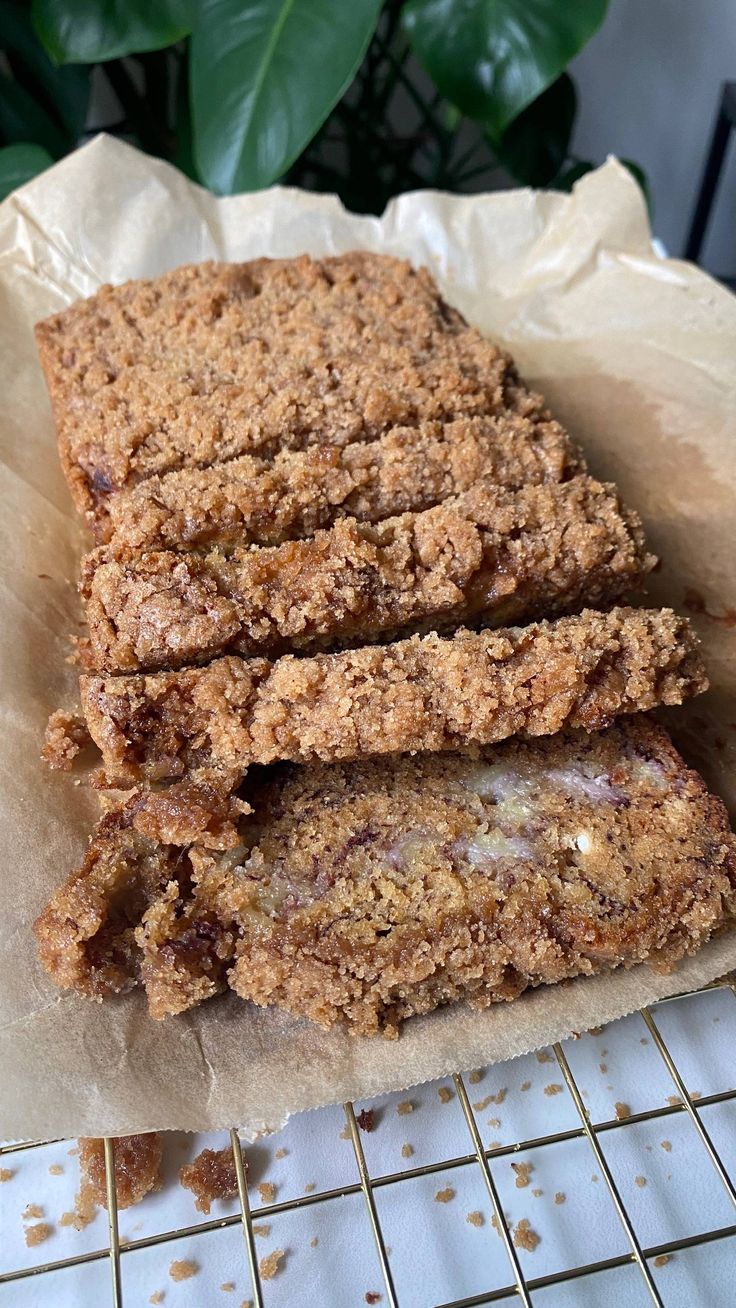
(0, 70), (68, 154)
(0, 2), (89, 137)
(31, 0), (195, 65)
(494, 74), (576, 186)
(403, 0), (608, 140)
(0, 140), (53, 199)
(190, 0), (383, 194)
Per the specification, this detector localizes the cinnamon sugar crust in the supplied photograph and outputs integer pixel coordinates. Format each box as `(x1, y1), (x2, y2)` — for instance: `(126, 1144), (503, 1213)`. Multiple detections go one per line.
(34, 720), (736, 1029)
(81, 476), (654, 673)
(35, 253), (540, 528)
(79, 608), (706, 787)
(102, 414), (583, 558)
(78, 1134), (162, 1208)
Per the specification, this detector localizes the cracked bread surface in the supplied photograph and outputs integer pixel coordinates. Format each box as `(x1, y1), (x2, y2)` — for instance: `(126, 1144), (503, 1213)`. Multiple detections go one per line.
(78, 608), (706, 787)
(33, 720), (736, 1030)
(102, 413), (583, 558)
(81, 476), (654, 673)
(35, 252), (544, 528)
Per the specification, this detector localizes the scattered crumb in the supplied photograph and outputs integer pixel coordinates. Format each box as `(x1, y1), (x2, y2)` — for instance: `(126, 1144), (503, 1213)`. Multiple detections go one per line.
(25, 1223), (52, 1247)
(599, 1063), (608, 1073)
(615, 1101), (631, 1120)
(532, 1188), (543, 1198)
(511, 1162), (533, 1189)
(310, 1237), (318, 1248)
(691, 1091), (702, 1101)
(654, 1254), (671, 1268)
(466, 1210), (484, 1227)
(491, 1214), (501, 1236)
(536, 1051), (553, 1064)
(544, 1084), (563, 1097)
(357, 1109), (375, 1133)
(401, 1143), (413, 1158)
(170, 1261), (199, 1282)
(258, 1182), (277, 1205)
(513, 1219), (540, 1251)
(252, 1223), (271, 1238)
(646, 1145), (653, 1153)
(635, 1176), (647, 1188)
(474, 1095), (493, 1111)
(48, 1164), (64, 1176)
(601, 1048), (608, 1057)
(0, 1168), (14, 1182)
(640, 1038), (649, 1045)
(23, 1204), (44, 1220)
(592, 1174), (599, 1183)
(396, 1100), (413, 1116)
(520, 1081), (531, 1092)
(435, 1187), (455, 1203)
(666, 1096), (682, 1107)
(488, 1117), (501, 1129)
(67, 1146), (79, 1156)
(339, 1125), (351, 1140)
(259, 1250), (285, 1281)
(488, 1140), (502, 1150)
(489, 1088), (507, 1105)
(274, 1148), (288, 1160)
(304, 1182), (316, 1193)
(149, 1294), (163, 1305)
(221, 1284), (235, 1293)
(179, 1146), (238, 1214)
(554, 1192), (566, 1205)
(468, 1070), (482, 1084)
(437, 1087), (454, 1104)
(241, 1301), (253, 1308)
(661, 1141), (672, 1152)
(365, 1294), (382, 1304)
(588, 1026), (603, 1036)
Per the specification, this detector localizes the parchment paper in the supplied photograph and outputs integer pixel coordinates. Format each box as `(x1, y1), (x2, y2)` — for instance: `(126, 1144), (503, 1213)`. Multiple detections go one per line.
(1, 136), (735, 1140)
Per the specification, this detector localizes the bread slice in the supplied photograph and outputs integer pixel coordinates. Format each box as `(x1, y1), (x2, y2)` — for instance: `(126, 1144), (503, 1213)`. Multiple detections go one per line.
(102, 413), (583, 556)
(34, 719), (736, 1030)
(35, 253), (542, 526)
(78, 608), (705, 787)
(80, 476), (654, 673)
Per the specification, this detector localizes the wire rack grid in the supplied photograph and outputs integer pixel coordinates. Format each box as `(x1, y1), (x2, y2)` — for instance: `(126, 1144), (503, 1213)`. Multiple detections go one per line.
(2, 977), (736, 1308)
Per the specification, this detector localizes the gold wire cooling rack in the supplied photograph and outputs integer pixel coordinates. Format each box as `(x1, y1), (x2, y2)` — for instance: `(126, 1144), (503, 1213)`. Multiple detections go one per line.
(2, 977), (736, 1308)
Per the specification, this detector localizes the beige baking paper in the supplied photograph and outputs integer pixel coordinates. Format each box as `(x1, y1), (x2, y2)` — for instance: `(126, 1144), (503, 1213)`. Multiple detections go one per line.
(1, 136), (735, 1140)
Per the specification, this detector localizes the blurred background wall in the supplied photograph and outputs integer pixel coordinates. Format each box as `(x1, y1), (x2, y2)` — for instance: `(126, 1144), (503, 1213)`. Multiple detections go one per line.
(571, 0), (736, 275)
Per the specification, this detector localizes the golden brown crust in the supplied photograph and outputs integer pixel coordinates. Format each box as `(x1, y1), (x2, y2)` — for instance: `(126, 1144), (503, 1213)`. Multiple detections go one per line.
(79, 608), (705, 787)
(79, 1134), (162, 1209)
(81, 476), (654, 673)
(102, 414), (583, 557)
(35, 253), (540, 527)
(224, 719), (736, 1036)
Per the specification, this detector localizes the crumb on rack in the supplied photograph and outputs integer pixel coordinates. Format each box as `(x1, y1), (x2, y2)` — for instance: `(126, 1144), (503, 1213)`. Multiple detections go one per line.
(468, 1071), (482, 1084)
(339, 1126), (351, 1140)
(221, 1283), (235, 1292)
(532, 1188), (543, 1198)
(401, 1143), (413, 1158)
(654, 1254), (671, 1268)
(536, 1051), (553, 1064)
(25, 1223), (52, 1247)
(438, 1086), (454, 1103)
(520, 1081), (531, 1092)
(253, 1223), (271, 1238)
(397, 1100), (413, 1116)
(258, 1182), (277, 1205)
(0, 1168), (14, 1182)
(691, 1091), (702, 1101)
(511, 1162), (533, 1189)
(488, 1140), (502, 1151)
(275, 1148), (288, 1160)
(149, 1293), (163, 1305)
(544, 1084), (563, 1096)
(259, 1250), (285, 1281)
(435, 1187), (455, 1203)
(473, 1095), (493, 1111)
(489, 1088), (507, 1105)
(592, 1174), (599, 1183)
(48, 1164), (64, 1176)
(169, 1260), (199, 1282)
(588, 1026), (603, 1037)
(599, 1063), (608, 1073)
(23, 1203), (44, 1220)
(304, 1182), (316, 1193)
(661, 1140), (672, 1152)
(554, 1192), (566, 1205)
(635, 1175), (647, 1188)
(310, 1237), (318, 1248)
(59, 1188), (97, 1231)
(357, 1109), (375, 1133)
(365, 1293), (382, 1304)
(512, 1219), (540, 1251)
(179, 1146), (239, 1214)
(666, 1096), (682, 1107)
(466, 1210), (484, 1227)
(615, 1102), (631, 1120)
(488, 1117), (501, 1129)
